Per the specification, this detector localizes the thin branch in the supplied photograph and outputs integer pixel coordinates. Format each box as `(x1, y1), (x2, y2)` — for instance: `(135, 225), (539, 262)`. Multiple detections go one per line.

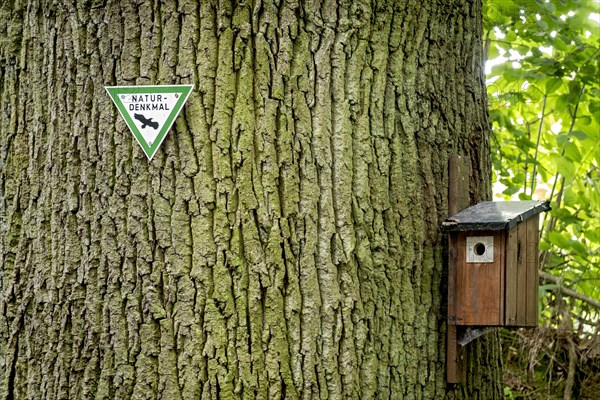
(563, 312), (576, 400)
(541, 83), (586, 232)
(539, 84), (586, 263)
(483, 29), (491, 65)
(572, 137), (600, 182)
(570, 312), (597, 328)
(540, 270), (600, 309)
(540, 177), (564, 268)
(530, 95), (547, 196)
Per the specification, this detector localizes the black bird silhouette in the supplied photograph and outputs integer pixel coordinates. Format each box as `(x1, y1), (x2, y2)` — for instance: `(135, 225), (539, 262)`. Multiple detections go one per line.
(134, 113), (159, 130)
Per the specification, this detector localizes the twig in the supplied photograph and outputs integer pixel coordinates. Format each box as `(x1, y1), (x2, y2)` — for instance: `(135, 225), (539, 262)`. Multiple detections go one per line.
(540, 84), (586, 240)
(540, 271), (600, 309)
(562, 310), (576, 400)
(530, 95), (547, 196)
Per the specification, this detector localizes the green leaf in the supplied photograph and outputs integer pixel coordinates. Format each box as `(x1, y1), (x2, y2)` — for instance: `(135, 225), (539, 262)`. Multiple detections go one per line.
(568, 80), (582, 102)
(569, 130), (588, 141)
(505, 30), (517, 42)
(539, 284), (558, 293)
(487, 43), (500, 59)
(548, 231), (570, 250)
(503, 186), (521, 196)
(564, 142), (582, 162)
(556, 133), (569, 145)
(553, 36), (569, 51)
(556, 157), (576, 181)
(537, 20), (549, 31)
(570, 240), (587, 256)
(518, 192), (532, 200)
(531, 47), (542, 57)
(555, 94), (571, 112)
(545, 77), (563, 94)
(584, 230), (600, 244)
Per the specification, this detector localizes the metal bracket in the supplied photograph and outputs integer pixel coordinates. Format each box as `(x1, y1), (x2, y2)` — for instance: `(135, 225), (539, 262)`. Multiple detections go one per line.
(457, 327), (493, 346)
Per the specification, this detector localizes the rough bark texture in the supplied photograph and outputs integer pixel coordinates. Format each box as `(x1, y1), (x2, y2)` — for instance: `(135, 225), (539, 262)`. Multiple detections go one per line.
(0, 0), (501, 399)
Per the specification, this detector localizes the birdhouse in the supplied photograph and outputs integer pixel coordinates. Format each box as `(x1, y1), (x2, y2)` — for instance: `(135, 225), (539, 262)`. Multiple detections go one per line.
(442, 200), (551, 327)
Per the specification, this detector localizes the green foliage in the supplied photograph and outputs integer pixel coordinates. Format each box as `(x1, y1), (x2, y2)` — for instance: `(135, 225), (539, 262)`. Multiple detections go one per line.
(485, 1), (600, 397)
(485, 0), (600, 311)
(503, 386), (515, 399)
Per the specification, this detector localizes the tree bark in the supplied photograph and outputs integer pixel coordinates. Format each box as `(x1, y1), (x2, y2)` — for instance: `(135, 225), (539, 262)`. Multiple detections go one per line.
(0, 0), (501, 398)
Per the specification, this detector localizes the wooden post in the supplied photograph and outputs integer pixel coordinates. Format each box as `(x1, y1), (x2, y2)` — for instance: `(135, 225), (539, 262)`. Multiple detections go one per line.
(447, 155), (470, 384)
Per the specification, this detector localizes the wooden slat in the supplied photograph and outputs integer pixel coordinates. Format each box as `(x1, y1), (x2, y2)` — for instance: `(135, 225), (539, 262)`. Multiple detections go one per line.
(498, 232), (506, 326)
(456, 231), (502, 326)
(516, 222), (528, 326)
(505, 227), (518, 326)
(526, 217), (539, 326)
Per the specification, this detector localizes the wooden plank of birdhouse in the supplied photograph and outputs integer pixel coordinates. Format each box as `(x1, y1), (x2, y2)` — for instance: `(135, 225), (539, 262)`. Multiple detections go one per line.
(526, 216), (539, 326)
(458, 231), (502, 326)
(516, 221), (528, 326)
(505, 227), (518, 326)
(498, 232), (506, 326)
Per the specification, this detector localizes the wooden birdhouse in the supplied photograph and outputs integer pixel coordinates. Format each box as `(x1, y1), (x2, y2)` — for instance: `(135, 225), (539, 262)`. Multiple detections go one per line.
(442, 200), (551, 327)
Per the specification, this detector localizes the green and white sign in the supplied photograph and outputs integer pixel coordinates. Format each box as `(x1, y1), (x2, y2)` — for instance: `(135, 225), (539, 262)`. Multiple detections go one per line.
(105, 85), (193, 160)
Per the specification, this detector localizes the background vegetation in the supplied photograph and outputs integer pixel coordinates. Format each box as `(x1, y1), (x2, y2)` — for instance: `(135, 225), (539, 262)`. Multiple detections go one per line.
(484, 0), (600, 398)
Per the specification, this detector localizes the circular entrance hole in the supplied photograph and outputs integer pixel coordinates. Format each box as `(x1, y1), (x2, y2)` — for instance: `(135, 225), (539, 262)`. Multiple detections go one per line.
(474, 242), (486, 256)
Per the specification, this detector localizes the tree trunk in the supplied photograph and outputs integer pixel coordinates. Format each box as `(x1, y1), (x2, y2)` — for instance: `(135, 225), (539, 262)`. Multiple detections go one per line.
(0, 0), (501, 398)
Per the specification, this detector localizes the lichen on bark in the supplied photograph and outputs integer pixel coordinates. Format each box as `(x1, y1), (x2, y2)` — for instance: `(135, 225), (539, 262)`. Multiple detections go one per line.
(0, 1), (500, 399)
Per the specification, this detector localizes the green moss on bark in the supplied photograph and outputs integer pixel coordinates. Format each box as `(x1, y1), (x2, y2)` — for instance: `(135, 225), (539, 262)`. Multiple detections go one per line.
(0, 1), (500, 399)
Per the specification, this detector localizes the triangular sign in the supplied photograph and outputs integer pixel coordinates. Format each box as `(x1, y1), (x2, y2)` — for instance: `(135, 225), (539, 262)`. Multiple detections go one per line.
(105, 85), (193, 160)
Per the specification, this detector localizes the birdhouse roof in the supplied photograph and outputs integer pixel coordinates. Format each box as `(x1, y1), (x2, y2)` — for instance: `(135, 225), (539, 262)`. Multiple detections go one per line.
(441, 200), (551, 232)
